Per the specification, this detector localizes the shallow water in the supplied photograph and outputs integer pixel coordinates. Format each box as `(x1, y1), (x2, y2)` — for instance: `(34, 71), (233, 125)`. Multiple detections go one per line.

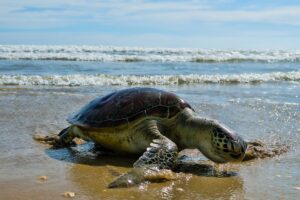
(0, 84), (299, 200)
(0, 45), (300, 199)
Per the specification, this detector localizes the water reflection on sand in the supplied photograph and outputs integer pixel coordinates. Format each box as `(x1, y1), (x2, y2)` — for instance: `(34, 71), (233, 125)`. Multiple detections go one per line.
(66, 149), (245, 200)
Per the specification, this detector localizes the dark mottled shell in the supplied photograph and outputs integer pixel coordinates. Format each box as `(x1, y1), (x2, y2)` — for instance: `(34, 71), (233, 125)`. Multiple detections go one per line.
(67, 87), (193, 128)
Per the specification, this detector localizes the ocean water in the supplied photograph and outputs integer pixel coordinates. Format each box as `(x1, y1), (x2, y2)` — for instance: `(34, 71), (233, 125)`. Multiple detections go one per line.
(0, 45), (299, 200)
(0, 45), (300, 86)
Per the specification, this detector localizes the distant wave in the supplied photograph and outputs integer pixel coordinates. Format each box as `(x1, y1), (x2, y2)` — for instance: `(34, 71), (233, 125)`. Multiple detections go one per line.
(1, 45), (300, 63)
(1, 71), (299, 86)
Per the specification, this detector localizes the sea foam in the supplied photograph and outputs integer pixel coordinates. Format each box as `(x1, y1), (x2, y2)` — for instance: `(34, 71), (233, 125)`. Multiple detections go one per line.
(1, 71), (299, 86)
(1, 45), (300, 63)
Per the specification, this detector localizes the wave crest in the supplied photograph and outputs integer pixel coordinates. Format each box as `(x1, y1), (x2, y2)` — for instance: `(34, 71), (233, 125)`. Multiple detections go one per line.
(1, 45), (300, 63)
(0, 72), (299, 86)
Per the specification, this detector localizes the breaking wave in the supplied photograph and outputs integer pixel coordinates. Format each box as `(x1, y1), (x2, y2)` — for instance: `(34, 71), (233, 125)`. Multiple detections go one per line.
(1, 45), (300, 63)
(1, 71), (299, 86)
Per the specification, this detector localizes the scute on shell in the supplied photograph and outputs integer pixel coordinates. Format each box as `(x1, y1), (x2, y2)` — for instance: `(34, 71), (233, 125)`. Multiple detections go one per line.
(67, 88), (192, 128)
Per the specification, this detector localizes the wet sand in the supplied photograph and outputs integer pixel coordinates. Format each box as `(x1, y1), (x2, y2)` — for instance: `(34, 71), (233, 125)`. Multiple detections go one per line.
(0, 85), (300, 200)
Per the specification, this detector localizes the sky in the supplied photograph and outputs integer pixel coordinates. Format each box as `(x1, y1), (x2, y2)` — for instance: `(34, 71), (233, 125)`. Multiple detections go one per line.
(1, 0), (300, 49)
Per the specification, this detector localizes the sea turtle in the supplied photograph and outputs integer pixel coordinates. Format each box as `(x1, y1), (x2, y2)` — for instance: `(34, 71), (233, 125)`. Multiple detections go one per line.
(36, 87), (248, 187)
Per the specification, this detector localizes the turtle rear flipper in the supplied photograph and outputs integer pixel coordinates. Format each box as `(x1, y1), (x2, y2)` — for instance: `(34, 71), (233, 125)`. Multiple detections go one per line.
(108, 121), (178, 188)
(33, 126), (86, 148)
(33, 133), (60, 145)
(33, 126), (74, 148)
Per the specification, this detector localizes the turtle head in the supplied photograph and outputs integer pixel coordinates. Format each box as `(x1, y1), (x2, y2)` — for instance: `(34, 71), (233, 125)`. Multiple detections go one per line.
(195, 120), (247, 163)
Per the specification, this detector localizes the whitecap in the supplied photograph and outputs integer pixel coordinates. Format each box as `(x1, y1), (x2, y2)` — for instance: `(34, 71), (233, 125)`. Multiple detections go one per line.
(0, 71), (299, 86)
(1, 45), (300, 63)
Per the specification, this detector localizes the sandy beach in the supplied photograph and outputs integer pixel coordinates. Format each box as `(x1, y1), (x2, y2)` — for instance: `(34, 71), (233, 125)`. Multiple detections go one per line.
(0, 83), (299, 199)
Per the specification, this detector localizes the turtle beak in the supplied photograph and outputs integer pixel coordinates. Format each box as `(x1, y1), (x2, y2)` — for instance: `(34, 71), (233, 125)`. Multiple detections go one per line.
(228, 137), (247, 162)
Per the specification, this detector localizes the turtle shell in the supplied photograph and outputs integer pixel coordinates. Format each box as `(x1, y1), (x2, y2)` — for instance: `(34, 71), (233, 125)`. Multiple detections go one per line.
(67, 87), (193, 128)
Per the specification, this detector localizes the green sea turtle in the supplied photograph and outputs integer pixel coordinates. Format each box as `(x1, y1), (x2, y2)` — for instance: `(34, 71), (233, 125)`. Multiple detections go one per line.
(36, 87), (248, 187)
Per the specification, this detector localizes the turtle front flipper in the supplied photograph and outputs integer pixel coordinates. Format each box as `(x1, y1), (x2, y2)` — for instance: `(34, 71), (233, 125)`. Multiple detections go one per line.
(133, 137), (178, 169)
(108, 121), (179, 188)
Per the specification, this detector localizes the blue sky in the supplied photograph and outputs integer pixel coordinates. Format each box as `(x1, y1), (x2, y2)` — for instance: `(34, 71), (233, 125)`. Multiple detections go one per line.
(1, 0), (300, 49)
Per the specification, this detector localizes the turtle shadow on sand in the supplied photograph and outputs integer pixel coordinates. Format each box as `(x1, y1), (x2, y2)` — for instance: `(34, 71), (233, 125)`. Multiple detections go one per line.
(35, 132), (289, 180)
(43, 140), (136, 168)
(41, 137), (231, 176)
